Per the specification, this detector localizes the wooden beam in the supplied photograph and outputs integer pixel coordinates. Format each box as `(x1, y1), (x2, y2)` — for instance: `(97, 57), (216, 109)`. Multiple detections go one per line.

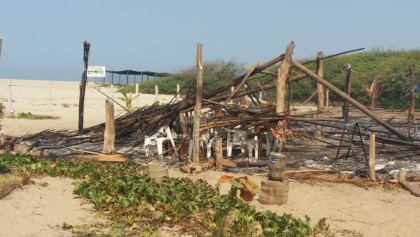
(303, 91), (317, 105)
(204, 54), (285, 99)
(315, 51), (324, 138)
(211, 73), (308, 103)
(316, 52), (325, 111)
(192, 43), (203, 164)
(215, 137), (223, 170)
(74, 154), (126, 162)
(226, 63), (258, 102)
(292, 60), (408, 141)
(103, 99), (115, 154)
(343, 64), (351, 122)
(326, 89), (330, 108)
(276, 42), (295, 115)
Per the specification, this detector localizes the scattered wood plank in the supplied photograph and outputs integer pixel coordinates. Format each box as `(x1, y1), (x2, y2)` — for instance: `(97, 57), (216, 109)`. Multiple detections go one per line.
(72, 154), (127, 162)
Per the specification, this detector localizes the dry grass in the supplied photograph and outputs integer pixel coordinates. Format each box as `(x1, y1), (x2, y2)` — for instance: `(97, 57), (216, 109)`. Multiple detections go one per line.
(0, 174), (23, 199)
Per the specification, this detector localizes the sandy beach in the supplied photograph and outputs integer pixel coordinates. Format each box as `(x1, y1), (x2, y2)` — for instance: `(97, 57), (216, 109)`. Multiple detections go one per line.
(0, 79), (175, 136)
(0, 79), (419, 237)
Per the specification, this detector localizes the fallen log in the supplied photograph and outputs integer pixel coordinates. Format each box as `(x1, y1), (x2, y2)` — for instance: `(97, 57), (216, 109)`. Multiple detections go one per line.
(399, 169), (420, 197)
(72, 154), (127, 162)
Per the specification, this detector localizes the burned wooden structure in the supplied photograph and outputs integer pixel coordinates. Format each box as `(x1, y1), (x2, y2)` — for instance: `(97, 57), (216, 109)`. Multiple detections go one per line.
(2, 42), (420, 179)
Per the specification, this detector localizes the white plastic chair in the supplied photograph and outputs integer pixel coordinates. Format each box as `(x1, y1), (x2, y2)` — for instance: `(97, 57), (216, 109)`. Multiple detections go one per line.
(144, 125), (177, 158)
(225, 128), (258, 159)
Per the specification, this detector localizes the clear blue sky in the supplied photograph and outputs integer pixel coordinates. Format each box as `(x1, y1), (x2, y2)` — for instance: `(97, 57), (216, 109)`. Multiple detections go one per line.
(0, 0), (419, 81)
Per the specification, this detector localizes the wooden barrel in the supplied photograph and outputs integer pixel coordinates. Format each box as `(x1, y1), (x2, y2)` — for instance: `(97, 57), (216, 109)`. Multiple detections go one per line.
(259, 179), (289, 205)
(147, 164), (169, 183)
(268, 152), (286, 181)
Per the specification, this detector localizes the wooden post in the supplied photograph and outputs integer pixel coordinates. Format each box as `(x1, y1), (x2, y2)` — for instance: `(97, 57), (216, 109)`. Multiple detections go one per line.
(155, 85), (159, 103)
(343, 64), (351, 123)
(103, 99), (115, 154)
(78, 41), (90, 134)
(215, 137), (223, 170)
(276, 42), (295, 115)
(8, 79), (12, 114)
(135, 83), (139, 94)
(179, 112), (188, 138)
(326, 89), (329, 108)
(110, 84), (115, 99)
(292, 60), (408, 141)
(315, 52), (324, 138)
(176, 84), (180, 100)
(369, 132), (376, 181)
(408, 66), (415, 138)
(316, 52), (325, 111)
(192, 43), (203, 164)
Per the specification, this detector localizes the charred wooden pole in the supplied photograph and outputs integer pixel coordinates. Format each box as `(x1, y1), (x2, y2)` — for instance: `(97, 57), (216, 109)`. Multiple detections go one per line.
(408, 65), (415, 138)
(292, 60), (408, 141)
(192, 43), (203, 164)
(78, 41), (90, 134)
(343, 64), (351, 123)
(369, 132), (376, 181)
(315, 51), (324, 137)
(226, 63), (258, 102)
(103, 99), (115, 154)
(276, 41), (295, 115)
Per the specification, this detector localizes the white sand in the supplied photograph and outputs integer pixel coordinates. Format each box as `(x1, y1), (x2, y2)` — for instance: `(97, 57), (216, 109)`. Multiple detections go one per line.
(0, 79), (175, 136)
(0, 177), (101, 237)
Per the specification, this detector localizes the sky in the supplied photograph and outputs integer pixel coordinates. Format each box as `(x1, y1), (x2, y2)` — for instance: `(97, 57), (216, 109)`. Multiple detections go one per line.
(0, 0), (419, 81)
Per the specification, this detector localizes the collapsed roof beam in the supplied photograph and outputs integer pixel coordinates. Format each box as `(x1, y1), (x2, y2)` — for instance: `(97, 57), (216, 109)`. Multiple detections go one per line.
(292, 60), (408, 141)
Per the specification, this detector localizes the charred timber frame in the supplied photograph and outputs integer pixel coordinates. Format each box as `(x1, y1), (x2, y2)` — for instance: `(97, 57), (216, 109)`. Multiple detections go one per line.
(276, 42), (294, 115)
(292, 60), (408, 141)
(192, 43), (204, 164)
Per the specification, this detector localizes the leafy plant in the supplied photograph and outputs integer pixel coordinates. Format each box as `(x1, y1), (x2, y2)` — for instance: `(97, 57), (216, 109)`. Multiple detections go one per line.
(115, 84), (135, 94)
(118, 91), (139, 111)
(0, 154), (328, 236)
(0, 163), (10, 174)
(137, 60), (245, 97)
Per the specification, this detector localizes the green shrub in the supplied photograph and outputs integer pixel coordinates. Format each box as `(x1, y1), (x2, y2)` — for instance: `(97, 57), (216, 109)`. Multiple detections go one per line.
(138, 60), (245, 97)
(0, 154), (328, 236)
